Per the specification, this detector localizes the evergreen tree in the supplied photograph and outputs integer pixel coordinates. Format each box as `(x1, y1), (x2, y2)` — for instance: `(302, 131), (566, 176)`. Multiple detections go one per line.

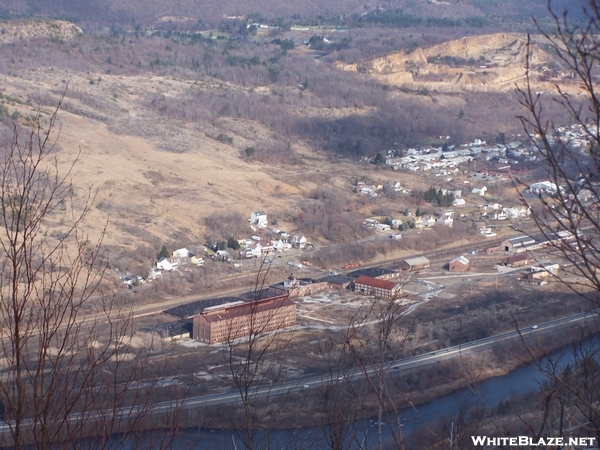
(158, 245), (170, 260)
(227, 237), (241, 250)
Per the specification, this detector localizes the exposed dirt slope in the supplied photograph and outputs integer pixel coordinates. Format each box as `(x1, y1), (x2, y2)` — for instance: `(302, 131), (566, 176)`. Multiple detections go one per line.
(0, 20), (82, 44)
(341, 33), (580, 95)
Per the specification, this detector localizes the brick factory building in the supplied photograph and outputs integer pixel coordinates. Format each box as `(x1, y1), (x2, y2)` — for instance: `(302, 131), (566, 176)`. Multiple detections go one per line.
(193, 296), (296, 344)
(354, 275), (401, 300)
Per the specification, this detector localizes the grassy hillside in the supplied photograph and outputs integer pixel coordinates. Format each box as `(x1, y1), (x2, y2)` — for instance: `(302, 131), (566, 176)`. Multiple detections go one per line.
(0, 7), (583, 268)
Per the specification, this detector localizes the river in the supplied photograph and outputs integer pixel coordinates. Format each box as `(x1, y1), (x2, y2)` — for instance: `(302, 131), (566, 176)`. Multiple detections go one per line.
(126, 336), (597, 449)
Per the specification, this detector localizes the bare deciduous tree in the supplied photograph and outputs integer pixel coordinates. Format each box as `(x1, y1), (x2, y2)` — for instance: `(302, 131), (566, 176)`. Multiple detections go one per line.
(516, 0), (600, 440)
(0, 99), (181, 449)
(224, 259), (296, 450)
(345, 280), (415, 450)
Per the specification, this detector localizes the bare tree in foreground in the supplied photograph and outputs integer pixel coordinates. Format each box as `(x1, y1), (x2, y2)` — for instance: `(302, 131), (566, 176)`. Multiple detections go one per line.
(517, 0), (600, 440)
(224, 259), (296, 450)
(0, 100), (180, 449)
(518, 2), (600, 299)
(344, 283), (416, 450)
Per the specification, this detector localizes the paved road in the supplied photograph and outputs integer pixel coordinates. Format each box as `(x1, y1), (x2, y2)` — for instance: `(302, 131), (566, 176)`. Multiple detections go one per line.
(0, 309), (595, 435)
(173, 308), (599, 411)
(134, 309), (600, 412)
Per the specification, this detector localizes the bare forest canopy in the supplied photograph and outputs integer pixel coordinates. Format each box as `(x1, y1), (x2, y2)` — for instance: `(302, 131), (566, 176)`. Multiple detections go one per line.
(0, 0), (589, 249)
(0, 24), (581, 157)
(0, 0), (590, 30)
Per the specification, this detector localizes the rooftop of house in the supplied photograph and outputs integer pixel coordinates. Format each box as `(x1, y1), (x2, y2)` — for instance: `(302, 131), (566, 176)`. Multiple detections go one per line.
(450, 256), (470, 266)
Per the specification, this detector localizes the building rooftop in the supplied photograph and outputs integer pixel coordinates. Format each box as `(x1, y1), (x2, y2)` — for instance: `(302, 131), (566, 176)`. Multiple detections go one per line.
(201, 297), (295, 323)
(403, 256), (431, 266)
(270, 277), (322, 290)
(318, 274), (354, 285)
(348, 267), (396, 279)
(139, 319), (192, 338)
(163, 297), (244, 319)
(355, 275), (398, 290)
(240, 287), (289, 302)
(507, 253), (532, 264)
(450, 256), (470, 266)
(506, 235), (536, 247)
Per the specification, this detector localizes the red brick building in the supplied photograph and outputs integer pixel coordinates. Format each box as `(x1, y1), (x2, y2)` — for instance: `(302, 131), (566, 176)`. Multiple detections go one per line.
(505, 253), (533, 268)
(354, 275), (401, 299)
(448, 256), (471, 272)
(193, 296), (296, 344)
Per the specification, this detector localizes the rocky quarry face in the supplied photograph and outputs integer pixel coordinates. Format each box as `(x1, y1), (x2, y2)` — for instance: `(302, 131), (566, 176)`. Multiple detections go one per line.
(0, 20), (82, 44)
(341, 33), (582, 95)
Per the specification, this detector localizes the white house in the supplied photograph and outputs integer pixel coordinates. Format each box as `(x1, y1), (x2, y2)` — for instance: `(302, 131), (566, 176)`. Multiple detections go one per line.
(147, 268), (163, 280)
(472, 186), (488, 196)
(156, 258), (173, 271)
(452, 198), (466, 207)
(261, 245), (275, 255)
(360, 187), (377, 197)
(250, 211), (268, 227)
(243, 244), (262, 258)
(172, 248), (190, 259)
(291, 235), (308, 249)
(437, 211), (454, 227)
(504, 207), (521, 220)
(422, 215), (437, 228)
(215, 250), (232, 261)
(489, 209), (507, 221)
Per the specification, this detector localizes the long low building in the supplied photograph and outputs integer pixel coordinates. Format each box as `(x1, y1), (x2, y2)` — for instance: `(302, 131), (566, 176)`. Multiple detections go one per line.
(505, 253), (533, 267)
(348, 267), (399, 280)
(502, 231), (574, 253)
(398, 256), (431, 271)
(193, 297), (296, 344)
(354, 275), (401, 299)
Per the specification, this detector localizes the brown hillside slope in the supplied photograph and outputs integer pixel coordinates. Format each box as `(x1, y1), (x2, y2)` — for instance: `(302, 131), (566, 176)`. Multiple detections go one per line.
(341, 33), (580, 95)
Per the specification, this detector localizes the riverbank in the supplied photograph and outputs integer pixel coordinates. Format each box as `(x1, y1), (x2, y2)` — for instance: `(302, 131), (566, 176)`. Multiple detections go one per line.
(178, 313), (600, 434)
(138, 329), (600, 450)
